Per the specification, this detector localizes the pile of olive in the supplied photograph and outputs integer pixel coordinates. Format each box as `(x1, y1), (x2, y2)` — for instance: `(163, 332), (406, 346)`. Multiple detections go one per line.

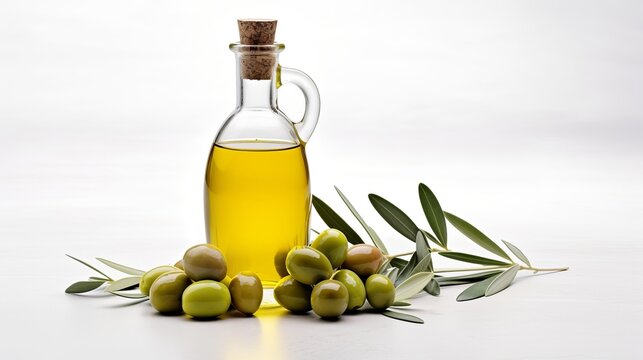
(274, 228), (396, 319)
(139, 244), (263, 318)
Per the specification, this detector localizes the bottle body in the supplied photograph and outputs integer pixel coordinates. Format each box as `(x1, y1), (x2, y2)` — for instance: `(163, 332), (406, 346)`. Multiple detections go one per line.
(204, 40), (319, 287)
(205, 140), (310, 286)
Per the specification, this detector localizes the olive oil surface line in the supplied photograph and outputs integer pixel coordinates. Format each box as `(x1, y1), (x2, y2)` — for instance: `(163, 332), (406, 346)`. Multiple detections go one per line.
(205, 140), (310, 287)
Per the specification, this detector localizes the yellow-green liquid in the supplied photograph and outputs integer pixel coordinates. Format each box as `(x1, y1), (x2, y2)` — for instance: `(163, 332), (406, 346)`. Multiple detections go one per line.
(205, 140), (310, 286)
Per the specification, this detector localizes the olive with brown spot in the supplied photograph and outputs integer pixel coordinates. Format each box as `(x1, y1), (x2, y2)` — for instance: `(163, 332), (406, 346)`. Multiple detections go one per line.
(229, 271), (263, 315)
(342, 244), (383, 278)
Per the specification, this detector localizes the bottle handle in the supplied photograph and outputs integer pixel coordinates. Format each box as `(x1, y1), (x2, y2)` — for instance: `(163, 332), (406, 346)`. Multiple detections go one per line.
(277, 66), (320, 144)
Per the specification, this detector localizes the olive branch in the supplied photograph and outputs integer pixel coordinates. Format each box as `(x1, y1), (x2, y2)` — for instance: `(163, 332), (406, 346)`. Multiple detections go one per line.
(312, 183), (568, 303)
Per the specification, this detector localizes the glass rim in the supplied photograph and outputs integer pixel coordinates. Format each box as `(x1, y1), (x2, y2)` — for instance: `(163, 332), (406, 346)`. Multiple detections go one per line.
(229, 42), (285, 53)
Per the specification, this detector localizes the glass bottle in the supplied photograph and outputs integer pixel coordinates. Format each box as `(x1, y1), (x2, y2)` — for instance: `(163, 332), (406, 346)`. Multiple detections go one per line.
(204, 20), (320, 286)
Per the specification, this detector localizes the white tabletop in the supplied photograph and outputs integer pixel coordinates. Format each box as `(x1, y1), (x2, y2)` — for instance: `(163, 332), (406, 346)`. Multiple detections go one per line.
(2, 1), (642, 359)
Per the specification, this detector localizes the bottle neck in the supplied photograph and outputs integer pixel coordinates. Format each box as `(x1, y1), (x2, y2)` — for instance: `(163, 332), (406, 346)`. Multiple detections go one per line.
(235, 54), (278, 109)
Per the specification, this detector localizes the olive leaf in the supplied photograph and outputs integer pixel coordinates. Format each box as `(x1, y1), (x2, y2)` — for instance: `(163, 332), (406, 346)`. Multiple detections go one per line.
(437, 270), (503, 286)
(391, 301), (411, 307)
(501, 240), (531, 267)
(105, 276), (142, 292)
(390, 257), (409, 269)
(109, 290), (148, 299)
(335, 186), (389, 254)
(66, 254), (113, 281)
(485, 264), (520, 297)
(395, 271), (434, 301)
(65, 280), (105, 294)
(456, 275), (499, 302)
(415, 231), (430, 260)
(439, 251), (512, 266)
(387, 267), (400, 283)
(395, 253), (418, 285)
(382, 310), (424, 324)
(425, 278), (440, 296)
(366, 225), (388, 255)
(443, 213), (511, 261)
(418, 183), (447, 247)
(312, 195), (364, 245)
(421, 229), (443, 248)
(368, 194), (420, 242)
(378, 257), (393, 274)
(411, 252), (433, 275)
(96, 258), (145, 276)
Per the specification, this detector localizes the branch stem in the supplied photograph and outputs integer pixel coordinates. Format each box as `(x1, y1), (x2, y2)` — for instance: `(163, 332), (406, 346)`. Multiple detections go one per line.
(385, 251), (415, 259)
(434, 265), (509, 273)
(434, 265), (569, 274)
(523, 266), (569, 273)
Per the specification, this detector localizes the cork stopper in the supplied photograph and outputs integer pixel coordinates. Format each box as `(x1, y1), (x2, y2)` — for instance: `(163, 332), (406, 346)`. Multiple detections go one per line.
(238, 19), (277, 45)
(237, 19), (278, 80)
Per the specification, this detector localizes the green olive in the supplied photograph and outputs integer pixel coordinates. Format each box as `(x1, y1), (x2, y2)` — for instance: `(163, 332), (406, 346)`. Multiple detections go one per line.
(331, 269), (366, 311)
(342, 244), (383, 278)
(365, 274), (395, 311)
(139, 265), (179, 296)
(183, 244), (227, 281)
(311, 229), (348, 269)
(174, 259), (184, 270)
(273, 275), (312, 313)
(311, 280), (349, 318)
(285, 246), (333, 285)
(149, 271), (192, 314)
(182, 280), (231, 318)
(273, 248), (290, 278)
(229, 272), (263, 315)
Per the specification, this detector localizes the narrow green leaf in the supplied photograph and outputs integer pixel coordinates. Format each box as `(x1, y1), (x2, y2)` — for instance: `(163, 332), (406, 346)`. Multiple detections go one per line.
(395, 253), (417, 285)
(387, 267), (399, 283)
(382, 310), (424, 324)
(65, 280), (105, 294)
(411, 252), (433, 274)
(109, 290), (148, 299)
(436, 270), (503, 286)
(425, 278), (440, 296)
(378, 257), (393, 274)
(390, 258), (409, 269)
(421, 229), (443, 248)
(395, 271), (434, 301)
(443, 213), (511, 260)
(415, 231), (430, 259)
(312, 195), (364, 245)
(391, 301), (411, 307)
(335, 186), (389, 254)
(439, 251), (512, 266)
(88, 276), (110, 281)
(418, 183), (447, 247)
(66, 254), (113, 281)
(366, 226), (388, 255)
(485, 264), (520, 297)
(456, 275), (499, 302)
(105, 276), (142, 292)
(502, 240), (531, 267)
(96, 258), (145, 276)
(368, 194), (420, 241)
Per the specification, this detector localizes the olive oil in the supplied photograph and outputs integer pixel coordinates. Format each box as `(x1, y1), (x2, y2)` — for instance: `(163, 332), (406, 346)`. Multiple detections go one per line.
(205, 140), (310, 286)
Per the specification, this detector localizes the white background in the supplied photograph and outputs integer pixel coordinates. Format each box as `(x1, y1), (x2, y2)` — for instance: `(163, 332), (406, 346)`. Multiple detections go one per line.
(1, 1), (642, 359)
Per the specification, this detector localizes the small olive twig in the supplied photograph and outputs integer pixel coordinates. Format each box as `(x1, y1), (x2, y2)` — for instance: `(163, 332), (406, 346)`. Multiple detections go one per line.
(384, 250), (569, 274)
(433, 265), (569, 274)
